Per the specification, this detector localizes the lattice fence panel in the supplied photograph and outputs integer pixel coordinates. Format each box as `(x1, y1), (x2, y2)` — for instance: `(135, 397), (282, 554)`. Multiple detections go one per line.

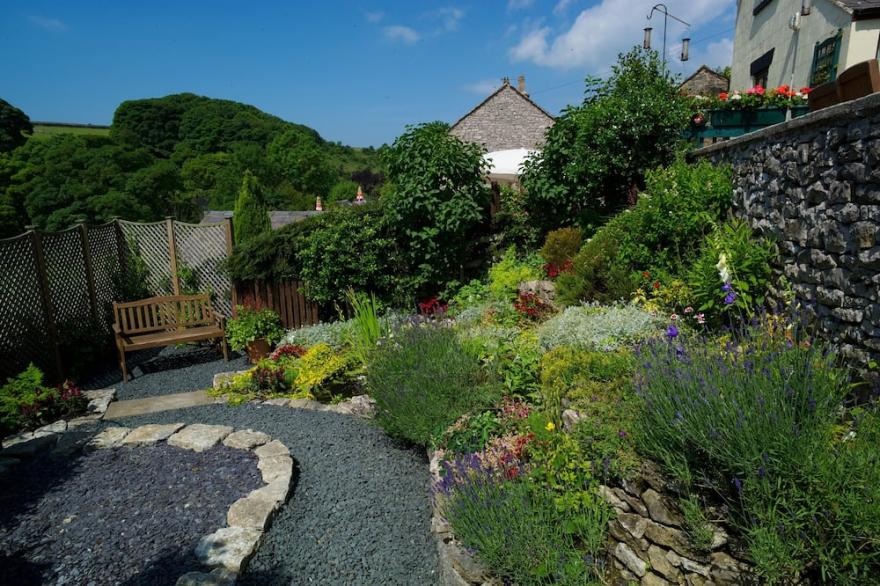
(42, 229), (93, 351)
(174, 221), (232, 316)
(88, 223), (123, 333)
(119, 220), (172, 296)
(0, 234), (52, 378)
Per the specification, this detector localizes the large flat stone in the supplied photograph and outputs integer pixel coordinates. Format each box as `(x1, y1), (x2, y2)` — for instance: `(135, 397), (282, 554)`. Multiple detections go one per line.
(247, 479), (290, 505)
(256, 455), (293, 484)
(34, 420), (67, 436)
(223, 429), (270, 450)
(254, 440), (289, 459)
(168, 424), (233, 452)
(614, 542), (647, 578)
(195, 526), (262, 572)
(121, 423), (185, 445)
(1, 434), (58, 457)
(88, 427), (131, 449)
(84, 388), (116, 416)
(105, 391), (217, 419)
(227, 495), (277, 530)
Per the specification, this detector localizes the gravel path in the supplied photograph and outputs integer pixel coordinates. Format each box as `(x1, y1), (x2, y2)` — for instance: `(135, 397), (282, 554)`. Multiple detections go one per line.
(106, 404), (439, 585)
(0, 443), (262, 586)
(83, 344), (249, 400)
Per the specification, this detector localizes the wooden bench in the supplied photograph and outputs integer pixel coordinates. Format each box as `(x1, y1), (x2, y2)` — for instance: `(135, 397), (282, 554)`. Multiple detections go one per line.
(113, 294), (228, 381)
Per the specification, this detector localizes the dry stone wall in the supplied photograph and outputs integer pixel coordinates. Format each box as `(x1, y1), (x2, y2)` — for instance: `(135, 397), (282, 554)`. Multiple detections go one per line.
(695, 93), (880, 366)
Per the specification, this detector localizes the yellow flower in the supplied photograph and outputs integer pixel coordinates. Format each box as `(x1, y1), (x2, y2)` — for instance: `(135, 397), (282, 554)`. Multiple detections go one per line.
(545, 421), (556, 431)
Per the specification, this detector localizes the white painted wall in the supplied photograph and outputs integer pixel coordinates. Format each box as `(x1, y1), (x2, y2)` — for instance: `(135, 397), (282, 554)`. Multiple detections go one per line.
(730, 0), (879, 91)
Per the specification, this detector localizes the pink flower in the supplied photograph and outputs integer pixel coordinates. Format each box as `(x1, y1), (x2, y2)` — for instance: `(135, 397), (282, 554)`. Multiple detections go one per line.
(684, 306), (694, 314)
(696, 313), (706, 324)
(670, 313), (678, 321)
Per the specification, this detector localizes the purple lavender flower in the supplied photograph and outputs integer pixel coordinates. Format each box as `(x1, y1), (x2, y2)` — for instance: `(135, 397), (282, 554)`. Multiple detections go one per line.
(757, 466), (766, 479)
(733, 477), (743, 492)
(666, 324), (679, 339)
(722, 283), (733, 292)
(724, 291), (737, 305)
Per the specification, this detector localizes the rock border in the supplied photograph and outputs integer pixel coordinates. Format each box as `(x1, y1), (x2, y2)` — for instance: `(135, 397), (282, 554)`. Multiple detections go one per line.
(0, 388), (116, 458)
(3, 419), (293, 586)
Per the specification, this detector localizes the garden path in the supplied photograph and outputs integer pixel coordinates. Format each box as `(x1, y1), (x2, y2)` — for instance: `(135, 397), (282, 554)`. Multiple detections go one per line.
(88, 348), (440, 585)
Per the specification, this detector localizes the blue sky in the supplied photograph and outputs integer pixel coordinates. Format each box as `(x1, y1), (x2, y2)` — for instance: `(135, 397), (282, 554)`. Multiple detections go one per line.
(1, 1), (737, 146)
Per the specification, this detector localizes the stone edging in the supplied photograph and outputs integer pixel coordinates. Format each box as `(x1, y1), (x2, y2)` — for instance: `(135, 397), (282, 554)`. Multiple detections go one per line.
(86, 423), (294, 586)
(0, 388), (116, 459)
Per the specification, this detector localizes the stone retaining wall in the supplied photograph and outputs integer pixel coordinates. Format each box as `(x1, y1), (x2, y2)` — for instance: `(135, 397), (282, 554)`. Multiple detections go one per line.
(693, 93), (880, 366)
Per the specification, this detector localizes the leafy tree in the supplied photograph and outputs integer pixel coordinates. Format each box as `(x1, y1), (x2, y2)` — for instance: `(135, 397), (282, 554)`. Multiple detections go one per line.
(382, 121), (491, 294)
(0, 98), (33, 153)
(267, 128), (335, 197)
(327, 179), (359, 204)
(520, 47), (690, 235)
(233, 170), (271, 245)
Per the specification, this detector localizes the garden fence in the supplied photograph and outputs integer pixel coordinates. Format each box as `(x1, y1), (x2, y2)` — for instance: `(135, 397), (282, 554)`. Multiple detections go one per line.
(0, 218), (234, 382)
(234, 279), (320, 331)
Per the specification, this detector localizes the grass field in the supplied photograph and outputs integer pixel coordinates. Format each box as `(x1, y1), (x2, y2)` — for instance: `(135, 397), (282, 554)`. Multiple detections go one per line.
(29, 123), (111, 140)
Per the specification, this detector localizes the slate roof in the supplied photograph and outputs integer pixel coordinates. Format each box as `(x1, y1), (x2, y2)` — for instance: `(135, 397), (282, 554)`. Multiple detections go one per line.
(833, 0), (880, 18)
(200, 210), (323, 230)
(450, 81), (555, 132)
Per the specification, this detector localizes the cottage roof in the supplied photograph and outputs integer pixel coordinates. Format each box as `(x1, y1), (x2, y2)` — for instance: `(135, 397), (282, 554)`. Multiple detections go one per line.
(450, 81), (555, 132)
(200, 210), (323, 230)
(832, 0), (880, 18)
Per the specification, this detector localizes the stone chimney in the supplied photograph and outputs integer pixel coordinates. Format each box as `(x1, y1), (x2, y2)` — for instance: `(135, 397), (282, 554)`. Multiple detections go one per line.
(518, 75), (528, 96)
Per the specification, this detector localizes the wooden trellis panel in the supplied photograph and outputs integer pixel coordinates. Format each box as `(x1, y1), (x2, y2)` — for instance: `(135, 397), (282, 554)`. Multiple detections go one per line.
(119, 220), (173, 295)
(0, 232), (53, 378)
(174, 221), (233, 317)
(87, 222), (125, 333)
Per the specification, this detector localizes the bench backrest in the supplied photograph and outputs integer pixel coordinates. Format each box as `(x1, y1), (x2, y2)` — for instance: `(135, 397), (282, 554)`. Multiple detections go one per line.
(113, 294), (216, 335)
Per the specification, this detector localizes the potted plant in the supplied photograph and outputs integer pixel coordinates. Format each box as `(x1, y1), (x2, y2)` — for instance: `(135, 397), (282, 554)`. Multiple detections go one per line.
(226, 305), (284, 363)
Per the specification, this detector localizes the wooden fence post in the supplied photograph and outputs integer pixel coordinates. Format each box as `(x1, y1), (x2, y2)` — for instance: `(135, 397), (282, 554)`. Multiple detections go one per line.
(29, 228), (63, 380)
(224, 217), (237, 315)
(78, 222), (100, 328)
(166, 217), (180, 295)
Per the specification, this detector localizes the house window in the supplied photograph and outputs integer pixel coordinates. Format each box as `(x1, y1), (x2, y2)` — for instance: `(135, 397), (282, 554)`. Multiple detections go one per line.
(750, 49), (774, 88)
(811, 30), (843, 86)
(753, 0), (773, 16)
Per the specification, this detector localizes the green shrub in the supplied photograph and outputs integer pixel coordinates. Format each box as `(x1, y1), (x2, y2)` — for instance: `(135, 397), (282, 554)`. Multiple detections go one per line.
(687, 219), (776, 324)
(0, 365), (87, 435)
(233, 170), (271, 245)
(382, 122), (491, 295)
(520, 47), (691, 234)
(283, 319), (353, 350)
(541, 347), (639, 481)
(634, 318), (880, 583)
(540, 227), (583, 266)
(441, 410), (503, 455)
(226, 306), (284, 351)
(225, 215), (323, 282)
(537, 304), (661, 352)
(299, 204), (401, 305)
(448, 279), (490, 313)
(442, 476), (602, 586)
(343, 289), (387, 366)
(488, 247), (541, 301)
(366, 325), (500, 446)
(555, 159), (732, 305)
(327, 179), (359, 203)
(491, 184), (541, 254)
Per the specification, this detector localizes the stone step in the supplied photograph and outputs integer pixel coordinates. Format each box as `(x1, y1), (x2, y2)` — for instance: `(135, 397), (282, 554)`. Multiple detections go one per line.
(104, 390), (222, 419)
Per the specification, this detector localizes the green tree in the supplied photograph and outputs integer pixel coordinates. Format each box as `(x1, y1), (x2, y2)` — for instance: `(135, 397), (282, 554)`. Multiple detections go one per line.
(0, 99), (33, 153)
(233, 170), (271, 245)
(267, 128), (336, 197)
(520, 47), (690, 235)
(327, 179), (359, 204)
(382, 121), (491, 294)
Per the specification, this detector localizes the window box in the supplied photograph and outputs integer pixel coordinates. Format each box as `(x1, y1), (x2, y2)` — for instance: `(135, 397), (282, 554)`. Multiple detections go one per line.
(710, 107), (787, 128)
(790, 105), (810, 119)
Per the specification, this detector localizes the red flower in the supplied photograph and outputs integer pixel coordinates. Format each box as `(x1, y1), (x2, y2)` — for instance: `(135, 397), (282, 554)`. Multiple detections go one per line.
(775, 84), (792, 97)
(718, 92), (728, 101)
(419, 297), (448, 316)
(799, 86), (812, 95)
(642, 271), (650, 280)
(746, 84), (765, 96)
(653, 281), (661, 290)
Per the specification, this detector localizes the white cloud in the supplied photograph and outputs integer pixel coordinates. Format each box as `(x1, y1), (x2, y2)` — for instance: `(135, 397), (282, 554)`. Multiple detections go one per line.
(384, 25), (421, 44)
(29, 15), (67, 31)
(553, 0), (575, 15)
(509, 0), (735, 70)
(365, 11), (384, 23)
(436, 7), (464, 33)
(463, 79), (502, 94)
(508, 0), (534, 11)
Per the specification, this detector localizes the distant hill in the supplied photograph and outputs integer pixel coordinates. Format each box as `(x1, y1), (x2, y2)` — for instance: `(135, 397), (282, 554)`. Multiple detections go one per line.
(29, 122), (110, 140)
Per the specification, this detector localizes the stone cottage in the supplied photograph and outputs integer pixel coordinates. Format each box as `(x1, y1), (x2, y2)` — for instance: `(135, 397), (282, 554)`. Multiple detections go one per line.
(679, 65), (730, 97)
(450, 75), (555, 151)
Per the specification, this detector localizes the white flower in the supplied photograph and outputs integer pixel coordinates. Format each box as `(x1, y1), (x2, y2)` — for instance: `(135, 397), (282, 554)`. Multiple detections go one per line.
(730, 93), (742, 101)
(843, 430), (857, 442)
(716, 253), (732, 284)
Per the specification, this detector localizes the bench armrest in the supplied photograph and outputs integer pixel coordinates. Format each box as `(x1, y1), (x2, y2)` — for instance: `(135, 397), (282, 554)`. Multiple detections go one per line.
(112, 323), (122, 335)
(216, 314), (227, 329)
